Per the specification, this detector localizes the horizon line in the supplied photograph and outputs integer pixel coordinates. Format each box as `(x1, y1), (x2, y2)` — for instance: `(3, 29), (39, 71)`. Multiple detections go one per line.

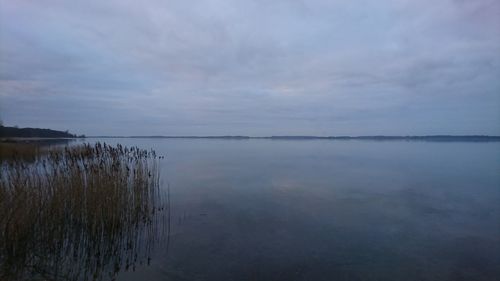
(84, 135), (500, 140)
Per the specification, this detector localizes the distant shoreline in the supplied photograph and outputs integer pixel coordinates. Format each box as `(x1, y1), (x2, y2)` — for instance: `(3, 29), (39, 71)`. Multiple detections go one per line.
(84, 135), (500, 142)
(0, 126), (83, 139)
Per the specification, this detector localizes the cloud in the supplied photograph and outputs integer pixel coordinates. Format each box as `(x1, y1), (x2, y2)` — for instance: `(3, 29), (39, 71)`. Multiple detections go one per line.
(0, 0), (499, 135)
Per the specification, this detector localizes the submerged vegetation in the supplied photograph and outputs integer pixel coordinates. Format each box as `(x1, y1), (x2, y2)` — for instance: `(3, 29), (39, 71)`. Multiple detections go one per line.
(0, 142), (167, 281)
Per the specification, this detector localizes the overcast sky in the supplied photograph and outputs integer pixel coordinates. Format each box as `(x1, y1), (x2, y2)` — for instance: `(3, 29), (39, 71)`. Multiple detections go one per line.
(1, 0), (499, 136)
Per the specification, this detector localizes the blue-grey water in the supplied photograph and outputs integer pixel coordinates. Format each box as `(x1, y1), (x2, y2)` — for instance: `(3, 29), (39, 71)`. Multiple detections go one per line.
(91, 138), (499, 281)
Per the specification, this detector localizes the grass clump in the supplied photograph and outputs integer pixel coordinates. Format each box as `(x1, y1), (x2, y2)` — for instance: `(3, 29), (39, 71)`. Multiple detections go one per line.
(0, 142), (167, 281)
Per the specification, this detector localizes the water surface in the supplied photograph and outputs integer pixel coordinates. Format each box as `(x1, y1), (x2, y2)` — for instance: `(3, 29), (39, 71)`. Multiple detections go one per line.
(93, 139), (500, 281)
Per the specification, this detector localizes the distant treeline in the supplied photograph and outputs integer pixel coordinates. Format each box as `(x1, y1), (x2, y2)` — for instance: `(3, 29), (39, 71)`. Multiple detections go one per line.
(264, 135), (500, 141)
(0, 126), (84, 138)
(91, 135), (500, 142)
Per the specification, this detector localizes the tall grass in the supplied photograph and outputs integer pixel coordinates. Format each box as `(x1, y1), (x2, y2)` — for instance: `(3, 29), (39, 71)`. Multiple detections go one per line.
(0, 139), (72, 162)
(0, 142), (167, 281)
(0, 142), (44, 162)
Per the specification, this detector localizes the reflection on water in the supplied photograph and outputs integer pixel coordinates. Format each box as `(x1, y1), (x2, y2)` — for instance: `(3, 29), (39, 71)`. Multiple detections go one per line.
(0, 143), (169, 281)
(113, 138), (500, 281)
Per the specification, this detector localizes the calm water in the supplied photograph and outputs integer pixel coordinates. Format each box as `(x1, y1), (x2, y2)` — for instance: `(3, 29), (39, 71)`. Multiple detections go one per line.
(90, 139), (499, 281)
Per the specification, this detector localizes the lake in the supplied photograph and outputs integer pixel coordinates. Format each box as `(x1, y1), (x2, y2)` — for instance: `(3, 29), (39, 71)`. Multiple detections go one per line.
(75, 139), (500, 280)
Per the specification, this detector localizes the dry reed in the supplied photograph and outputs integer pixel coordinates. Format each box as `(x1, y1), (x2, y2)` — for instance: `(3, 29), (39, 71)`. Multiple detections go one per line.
(0, 142), (167, 281)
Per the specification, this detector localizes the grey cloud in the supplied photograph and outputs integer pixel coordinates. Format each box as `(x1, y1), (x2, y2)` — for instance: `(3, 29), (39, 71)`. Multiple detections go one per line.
(0, 0), (499, 135)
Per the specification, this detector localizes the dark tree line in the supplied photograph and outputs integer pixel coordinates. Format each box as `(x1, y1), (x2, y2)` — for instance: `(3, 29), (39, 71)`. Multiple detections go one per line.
(0, 126), (84, 138)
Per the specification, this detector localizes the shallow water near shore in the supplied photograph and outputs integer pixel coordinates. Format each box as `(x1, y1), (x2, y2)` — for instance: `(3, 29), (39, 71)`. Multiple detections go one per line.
(17, 138), (500, 280)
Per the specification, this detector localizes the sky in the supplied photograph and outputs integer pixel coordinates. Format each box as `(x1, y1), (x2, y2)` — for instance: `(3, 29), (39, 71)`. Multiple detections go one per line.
(0, 0), (499, 136)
